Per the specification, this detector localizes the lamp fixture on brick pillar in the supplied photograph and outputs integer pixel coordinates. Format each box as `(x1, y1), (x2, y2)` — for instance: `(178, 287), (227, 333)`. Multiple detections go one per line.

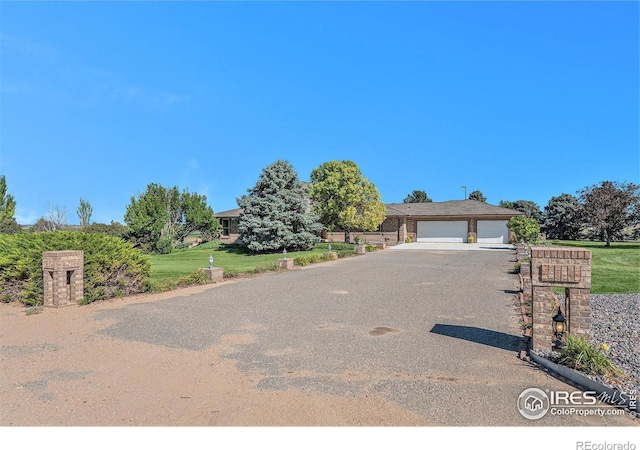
(552, 306), (566, 350)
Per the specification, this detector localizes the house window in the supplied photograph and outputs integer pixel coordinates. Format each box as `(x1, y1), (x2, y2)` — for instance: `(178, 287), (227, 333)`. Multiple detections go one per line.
(222, 219), (230, 236)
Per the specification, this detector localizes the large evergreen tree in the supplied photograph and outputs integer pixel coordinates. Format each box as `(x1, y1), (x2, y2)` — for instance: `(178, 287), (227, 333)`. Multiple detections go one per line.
(499, 199), (543, 222)
(309, 160), (386, 242)
(541, 193), (582, 240)
(468, 190), (487, 202)
(0, 175), (16, 228)
(403, 190), (432, 203)
(237, 160), (322, 252)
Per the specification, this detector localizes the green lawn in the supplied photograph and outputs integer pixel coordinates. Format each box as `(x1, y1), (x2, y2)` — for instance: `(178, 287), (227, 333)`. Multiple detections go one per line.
(149, 241), (354, 283)
(549, 240), (640, 294)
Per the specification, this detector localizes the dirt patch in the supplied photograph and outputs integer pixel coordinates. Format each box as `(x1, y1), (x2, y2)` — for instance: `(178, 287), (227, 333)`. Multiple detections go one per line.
(0, 289), (429, 426)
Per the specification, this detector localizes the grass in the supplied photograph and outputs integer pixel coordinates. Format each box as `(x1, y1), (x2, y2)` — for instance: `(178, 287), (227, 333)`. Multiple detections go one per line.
(549, 240), (640, 294)
(149, 241), (355, 284)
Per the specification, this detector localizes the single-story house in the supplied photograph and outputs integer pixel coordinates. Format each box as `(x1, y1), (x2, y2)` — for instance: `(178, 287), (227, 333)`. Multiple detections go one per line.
(378, 200), (525, 245)
(214, 207), (242, 243)
(215, 200), (524, 245)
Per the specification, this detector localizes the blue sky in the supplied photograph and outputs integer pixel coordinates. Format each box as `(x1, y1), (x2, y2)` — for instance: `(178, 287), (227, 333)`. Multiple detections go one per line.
(1, 1), (638, 225)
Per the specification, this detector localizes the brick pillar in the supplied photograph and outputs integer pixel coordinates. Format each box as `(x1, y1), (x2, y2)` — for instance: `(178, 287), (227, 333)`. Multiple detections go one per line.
(529, 246), (591, 352)
(566, 287), (590, 337)
(42, 251), (84, 308)
(531, 286), (555, 350)
(399, 217), (407, 243)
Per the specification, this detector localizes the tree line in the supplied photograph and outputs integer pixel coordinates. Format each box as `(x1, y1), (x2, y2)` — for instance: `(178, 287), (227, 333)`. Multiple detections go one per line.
(1, 171), (638, 252)
(0, 160), (388, 254)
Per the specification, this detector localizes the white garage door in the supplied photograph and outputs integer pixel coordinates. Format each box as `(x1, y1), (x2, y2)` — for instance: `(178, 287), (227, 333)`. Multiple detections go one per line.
(417, 221), (468, 243)
(477, 220), (509, 244)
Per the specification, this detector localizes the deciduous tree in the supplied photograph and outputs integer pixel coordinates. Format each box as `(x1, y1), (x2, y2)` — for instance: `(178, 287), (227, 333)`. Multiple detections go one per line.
(578, 181), (640, 247)
(237, 160), (322, 252)
(44, 203), (68, 231)
(77, 198), (93, 228)
(310, 160), (386, 242)
(124, 183), (220, 253)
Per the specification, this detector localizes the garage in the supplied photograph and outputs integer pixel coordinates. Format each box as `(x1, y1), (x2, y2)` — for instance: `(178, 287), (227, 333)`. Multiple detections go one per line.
(477, 220), (509, 244)
(417, 220), (468, 243)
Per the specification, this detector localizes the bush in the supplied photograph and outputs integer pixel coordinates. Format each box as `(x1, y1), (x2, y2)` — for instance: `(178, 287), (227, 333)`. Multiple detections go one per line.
(405, 236), (413, 243)
(0, 232), (151, 305)
(177, 269), (210, 286)
(294, 254), (321, 266)
(156, 236), (173, 255)
(507, 216), (540, 244)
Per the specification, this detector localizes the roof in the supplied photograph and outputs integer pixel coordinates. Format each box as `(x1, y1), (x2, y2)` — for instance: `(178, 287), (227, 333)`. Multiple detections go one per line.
(214, 200), (525, 219)
(384, 200), (525, 217)
(214, 207), (243, 218)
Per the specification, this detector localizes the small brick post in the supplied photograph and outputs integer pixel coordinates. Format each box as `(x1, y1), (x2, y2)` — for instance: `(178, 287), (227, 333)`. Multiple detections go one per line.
(530, 247), (592, 351)
(42, 251), (84, 308)
(276, 258), (294, 269)
(203, 267), (224, 283)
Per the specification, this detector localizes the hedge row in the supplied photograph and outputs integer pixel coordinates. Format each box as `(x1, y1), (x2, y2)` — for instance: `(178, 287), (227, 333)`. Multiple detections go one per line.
(0, 232), (151, 305)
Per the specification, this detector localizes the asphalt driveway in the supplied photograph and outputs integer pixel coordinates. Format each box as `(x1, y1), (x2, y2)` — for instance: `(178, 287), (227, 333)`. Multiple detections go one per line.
(87, 248), (635, 426)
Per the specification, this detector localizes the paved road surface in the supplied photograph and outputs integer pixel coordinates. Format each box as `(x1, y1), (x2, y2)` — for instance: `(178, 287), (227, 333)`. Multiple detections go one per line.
(1, 248), (637, 426)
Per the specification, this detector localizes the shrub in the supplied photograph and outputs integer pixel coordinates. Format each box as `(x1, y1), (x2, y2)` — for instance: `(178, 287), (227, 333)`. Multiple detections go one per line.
(507, 216), (540, 244)
(156, 236), (173, 255)
(177, 269), (210, 286)
(468, 235), (475, 243)
(294, 254), (322, 266)
(223, 268), (239, 278)
(405, 236), (413, 243)
(250, 263), (275, 274)
(336, 249), (355, 258)
(0, 232), (151, 305)
(365, 245), (377, 252)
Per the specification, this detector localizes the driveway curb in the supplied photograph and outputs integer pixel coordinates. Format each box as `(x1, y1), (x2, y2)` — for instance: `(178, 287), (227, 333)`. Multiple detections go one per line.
(528, 351), (638, 413)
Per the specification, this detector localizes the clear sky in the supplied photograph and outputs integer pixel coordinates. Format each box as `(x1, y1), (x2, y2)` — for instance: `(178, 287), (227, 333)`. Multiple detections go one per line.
(1, 1), (638, 225)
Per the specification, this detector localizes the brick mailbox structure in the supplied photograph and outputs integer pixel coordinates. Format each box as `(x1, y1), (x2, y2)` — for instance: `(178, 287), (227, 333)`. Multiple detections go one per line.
(529, 246), (592, 351)
(42, 251), (84, 308)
